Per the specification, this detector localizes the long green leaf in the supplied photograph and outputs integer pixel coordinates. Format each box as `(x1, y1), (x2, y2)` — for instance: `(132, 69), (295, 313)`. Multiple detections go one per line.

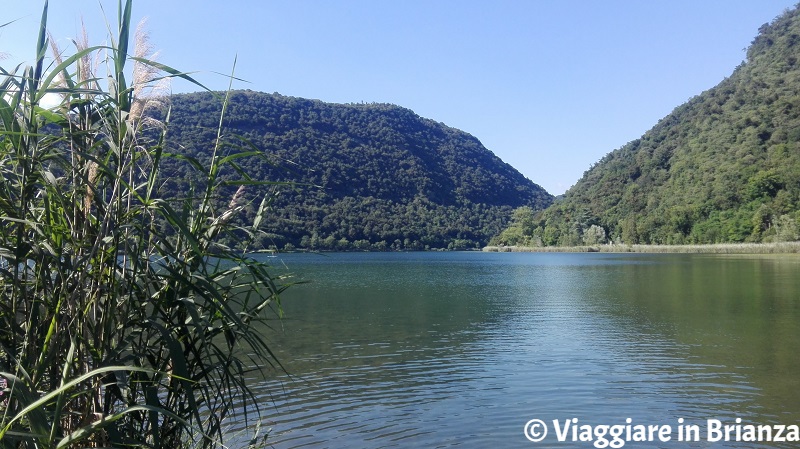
(35, 45), (105, 103)
(130, 56), (214, 94)
(56, 405), (190, 449)
(33, 0), (49, 87)
(115, 0), (132, 79)
(0, 366), (157, 439)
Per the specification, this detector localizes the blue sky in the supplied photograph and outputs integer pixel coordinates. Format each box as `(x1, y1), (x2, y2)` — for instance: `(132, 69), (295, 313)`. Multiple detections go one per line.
(2, 1), (797, 195)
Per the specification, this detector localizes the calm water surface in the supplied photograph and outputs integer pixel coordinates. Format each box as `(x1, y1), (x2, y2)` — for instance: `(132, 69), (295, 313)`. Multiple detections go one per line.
(235, 252), (800, 448)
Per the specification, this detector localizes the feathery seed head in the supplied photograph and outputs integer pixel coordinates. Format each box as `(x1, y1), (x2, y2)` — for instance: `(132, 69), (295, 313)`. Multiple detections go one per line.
(130, 18), (170, 127)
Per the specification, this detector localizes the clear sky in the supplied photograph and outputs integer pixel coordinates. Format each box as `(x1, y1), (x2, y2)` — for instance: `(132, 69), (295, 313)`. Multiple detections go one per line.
(2, 1), (797, 195)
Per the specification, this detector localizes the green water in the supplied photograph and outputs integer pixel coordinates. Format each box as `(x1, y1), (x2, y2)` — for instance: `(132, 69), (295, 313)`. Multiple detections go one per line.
(236, 252), (800, 448)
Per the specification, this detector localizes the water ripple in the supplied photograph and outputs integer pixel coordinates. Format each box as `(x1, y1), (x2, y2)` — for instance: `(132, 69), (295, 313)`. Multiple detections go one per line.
(223, 253), (800, 449)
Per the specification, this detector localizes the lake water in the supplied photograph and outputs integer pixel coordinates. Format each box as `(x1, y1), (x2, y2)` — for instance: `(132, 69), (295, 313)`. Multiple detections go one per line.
(234, 252), (800, 448)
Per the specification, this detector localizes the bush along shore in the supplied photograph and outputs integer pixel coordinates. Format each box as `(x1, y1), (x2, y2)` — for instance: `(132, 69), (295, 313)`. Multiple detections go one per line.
(483, 242), (800, 254)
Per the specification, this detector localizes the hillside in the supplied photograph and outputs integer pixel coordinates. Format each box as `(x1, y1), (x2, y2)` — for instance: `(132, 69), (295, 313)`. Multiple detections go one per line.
(156, 91), (552, 250)
(493, 6), (800, 247)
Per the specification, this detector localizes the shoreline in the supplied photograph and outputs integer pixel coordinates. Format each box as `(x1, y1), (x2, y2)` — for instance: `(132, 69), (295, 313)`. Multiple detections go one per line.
(483, 242), (800, 254)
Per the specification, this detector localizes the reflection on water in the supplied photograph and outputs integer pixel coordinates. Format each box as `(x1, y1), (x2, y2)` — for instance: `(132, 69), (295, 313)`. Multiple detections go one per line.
(228, 252), (800, 448)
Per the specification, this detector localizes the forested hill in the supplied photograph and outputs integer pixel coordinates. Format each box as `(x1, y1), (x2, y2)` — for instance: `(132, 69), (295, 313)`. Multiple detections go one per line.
(493, 6), (800, 247)
(157, 91), (552, 250)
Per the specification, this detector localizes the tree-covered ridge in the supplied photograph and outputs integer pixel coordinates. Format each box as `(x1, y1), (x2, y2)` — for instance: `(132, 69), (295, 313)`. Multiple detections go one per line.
(493, 6), (800, 247)
(158, 91), (552, 250)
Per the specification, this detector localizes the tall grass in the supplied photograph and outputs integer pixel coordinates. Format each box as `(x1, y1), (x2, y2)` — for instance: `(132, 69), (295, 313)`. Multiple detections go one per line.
(0, 1), (291, 447)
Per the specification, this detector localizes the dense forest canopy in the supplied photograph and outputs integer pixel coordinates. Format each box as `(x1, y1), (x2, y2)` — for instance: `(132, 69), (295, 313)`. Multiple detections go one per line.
(493, 6), (800, 247)
(155, 92), (552, 250)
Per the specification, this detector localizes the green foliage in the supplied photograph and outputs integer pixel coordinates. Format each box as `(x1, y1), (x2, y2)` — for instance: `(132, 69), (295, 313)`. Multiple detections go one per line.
(154, 91), (553, 250)
(746, 169), (783, 200)
(582, 224), (607, 245)
(489, 206), (541, 246)
(495, 6), (800, 247)
(0, 2), (290, 447)
(773, 213), (800, 241)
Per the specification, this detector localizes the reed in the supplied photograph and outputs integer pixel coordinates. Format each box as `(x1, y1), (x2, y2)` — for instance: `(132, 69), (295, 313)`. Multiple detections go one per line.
(0, 1), (291, 447)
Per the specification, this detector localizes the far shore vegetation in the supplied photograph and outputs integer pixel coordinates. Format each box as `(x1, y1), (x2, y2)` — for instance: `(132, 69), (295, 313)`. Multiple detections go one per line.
(484, 241), (800, 254)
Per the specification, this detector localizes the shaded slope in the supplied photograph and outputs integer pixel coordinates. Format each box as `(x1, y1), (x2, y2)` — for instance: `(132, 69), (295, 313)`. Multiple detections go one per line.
(159, 91), (552, 250)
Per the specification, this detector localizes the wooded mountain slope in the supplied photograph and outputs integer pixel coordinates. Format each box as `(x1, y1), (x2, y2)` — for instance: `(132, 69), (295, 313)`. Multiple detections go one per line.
(493, 6), (800, 247)
(157, 91), (552, 250)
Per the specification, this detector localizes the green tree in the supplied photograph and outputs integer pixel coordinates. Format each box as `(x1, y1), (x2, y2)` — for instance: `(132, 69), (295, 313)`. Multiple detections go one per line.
(621, 217), (639, 244)
(774, 214), (799, 241)
(512, 206), (537, 234)
(746, 170), (782, 200)
(583, 225), (607, 245)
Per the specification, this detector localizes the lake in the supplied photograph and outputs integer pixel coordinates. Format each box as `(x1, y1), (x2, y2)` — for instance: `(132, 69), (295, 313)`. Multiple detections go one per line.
(234, 252), (800, 448)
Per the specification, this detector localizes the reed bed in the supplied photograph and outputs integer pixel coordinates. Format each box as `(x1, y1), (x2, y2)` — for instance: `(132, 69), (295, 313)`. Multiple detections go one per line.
(484, 241), (800, 254)
(0, 1), (291, 447)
